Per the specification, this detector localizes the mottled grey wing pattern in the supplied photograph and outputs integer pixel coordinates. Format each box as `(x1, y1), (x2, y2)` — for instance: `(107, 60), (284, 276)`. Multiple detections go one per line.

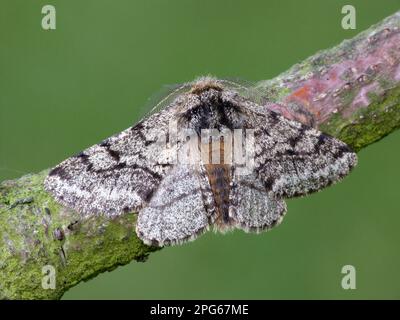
(44, 103), (180, 217)
(136, 164), (215, 246)
(232, 96), (357, 198)
(229, 171), (287, 232)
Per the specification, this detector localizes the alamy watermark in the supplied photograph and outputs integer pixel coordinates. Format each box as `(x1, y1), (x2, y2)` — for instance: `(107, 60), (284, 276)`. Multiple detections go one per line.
(147, 120), (255, 176)
(341, 5), (356, 30)
(341, 264), (356, 290)
(42, 264), (56, 290)
(41, 5), (56, 30)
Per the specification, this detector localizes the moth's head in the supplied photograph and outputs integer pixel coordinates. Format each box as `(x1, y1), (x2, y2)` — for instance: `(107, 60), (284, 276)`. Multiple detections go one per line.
(189, 76), (224, 95)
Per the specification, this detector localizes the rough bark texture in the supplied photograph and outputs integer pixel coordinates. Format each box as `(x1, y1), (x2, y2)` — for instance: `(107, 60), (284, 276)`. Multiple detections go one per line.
(1, 11), (399, 300)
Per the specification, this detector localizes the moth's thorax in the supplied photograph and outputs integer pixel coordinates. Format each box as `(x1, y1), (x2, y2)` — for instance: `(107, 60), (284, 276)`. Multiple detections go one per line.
(177, 85), (244, 133)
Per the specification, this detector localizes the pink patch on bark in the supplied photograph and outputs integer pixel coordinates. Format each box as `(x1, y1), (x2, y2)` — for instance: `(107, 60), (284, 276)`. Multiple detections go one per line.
(351, 83), (380, 109)
(394, 63), (400, 81)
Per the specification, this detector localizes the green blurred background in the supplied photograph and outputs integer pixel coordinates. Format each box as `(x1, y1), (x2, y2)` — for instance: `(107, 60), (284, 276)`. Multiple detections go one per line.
(1, 0), (400, 299)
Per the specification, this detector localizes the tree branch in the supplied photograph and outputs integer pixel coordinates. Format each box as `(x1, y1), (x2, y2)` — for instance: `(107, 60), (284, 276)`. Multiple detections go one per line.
(1, 11), (399, 300)
(255, 11), (400, 151)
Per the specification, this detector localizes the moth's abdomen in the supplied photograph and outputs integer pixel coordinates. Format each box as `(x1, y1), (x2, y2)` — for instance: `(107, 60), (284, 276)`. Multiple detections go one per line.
(205, 164), (232, 227)
(202, 137), (233, 229)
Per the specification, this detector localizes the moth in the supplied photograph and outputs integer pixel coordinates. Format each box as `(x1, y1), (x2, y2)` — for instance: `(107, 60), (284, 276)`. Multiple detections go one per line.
(45, 77), (357, 246)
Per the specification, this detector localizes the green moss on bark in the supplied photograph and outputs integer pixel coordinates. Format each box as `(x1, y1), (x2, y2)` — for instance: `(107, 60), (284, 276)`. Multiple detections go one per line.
(0, 171), (158, 299)
(320, 85), (400, 151)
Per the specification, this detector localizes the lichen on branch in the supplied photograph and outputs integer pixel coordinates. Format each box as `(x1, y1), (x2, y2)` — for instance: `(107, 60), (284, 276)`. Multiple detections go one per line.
(0, 171), (158, 299)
